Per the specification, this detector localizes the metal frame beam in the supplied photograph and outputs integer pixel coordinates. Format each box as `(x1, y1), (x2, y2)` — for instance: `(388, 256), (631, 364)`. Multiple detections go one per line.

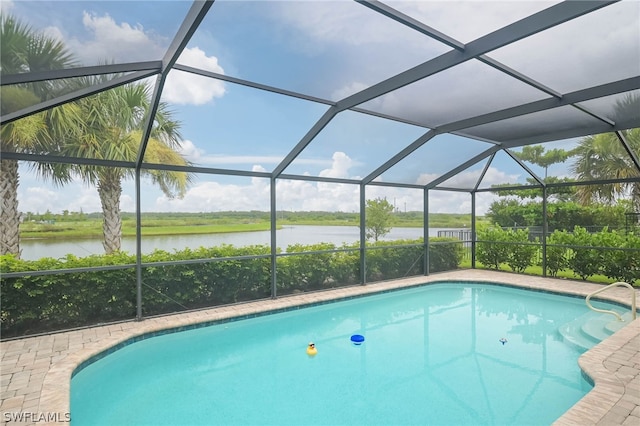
(270, 1), (613, 179)
(439, 77), (640, 135)
(135, 0), (214, 166)
(474, 176), (640, 193)
(424, 188), (430, 275)
(356, 0), (465, 50)
(161, 1), (215, 73)
(1, 70), (157, 125)
(174, 64), (432, 129)
(173, 64), (334, 106)
(362, 130), (438, 185)
(358, 0), (562, 99)
(482, 121), (638, 148)
(615, 131), (640, 172)
(337, 1), (613, 112)
(426, 145), (501, 189)
(473, 153), (496, 192)
(0, 61), (162, 86)
(272, 107), (338, 177)
(504, 148), (544, 186)
(359, 184), (367, 284)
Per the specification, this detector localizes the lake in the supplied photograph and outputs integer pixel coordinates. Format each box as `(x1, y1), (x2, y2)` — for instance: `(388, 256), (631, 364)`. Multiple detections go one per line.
(18, 226), (465, 261)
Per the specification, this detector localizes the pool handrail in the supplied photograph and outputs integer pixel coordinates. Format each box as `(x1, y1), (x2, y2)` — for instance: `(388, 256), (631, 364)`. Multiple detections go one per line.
(586, 281), (637, 322)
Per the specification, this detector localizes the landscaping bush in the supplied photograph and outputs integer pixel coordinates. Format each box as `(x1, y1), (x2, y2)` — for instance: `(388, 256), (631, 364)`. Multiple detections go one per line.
(544, 230), (570, 277)
(0, 237), (460, 337)
(505, 228), (538, 273)
(564, 226), (603, 281)
(595, 231), (640, 284)
(277, 243), (339, 295)
(429, 238), (463, 272)
(476, 227), (511, 269)
(366, 243), (423, 282)
(0, 252), (137, 337)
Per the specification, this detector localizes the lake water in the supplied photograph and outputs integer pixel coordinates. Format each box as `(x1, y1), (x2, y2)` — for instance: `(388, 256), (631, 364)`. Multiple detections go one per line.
(19, 226), (461, 260)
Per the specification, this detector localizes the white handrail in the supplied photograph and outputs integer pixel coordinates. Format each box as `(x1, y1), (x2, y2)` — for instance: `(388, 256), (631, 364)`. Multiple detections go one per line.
(585, 282), (637, 322)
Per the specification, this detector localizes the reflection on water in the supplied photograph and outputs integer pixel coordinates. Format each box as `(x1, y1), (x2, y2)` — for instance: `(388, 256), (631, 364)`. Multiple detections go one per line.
(20, 226), (454, 260)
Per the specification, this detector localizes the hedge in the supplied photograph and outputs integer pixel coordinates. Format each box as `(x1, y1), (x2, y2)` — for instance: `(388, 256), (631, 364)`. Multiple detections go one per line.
(477, 226), (640, 283)
(1, 238), (462, 338)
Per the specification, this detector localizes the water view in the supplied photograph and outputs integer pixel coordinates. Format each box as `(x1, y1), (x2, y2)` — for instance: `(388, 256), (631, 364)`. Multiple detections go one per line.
(19, 226), (459, 260)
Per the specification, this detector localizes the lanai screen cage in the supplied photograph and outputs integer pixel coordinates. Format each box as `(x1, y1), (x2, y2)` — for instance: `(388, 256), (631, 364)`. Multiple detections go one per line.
(1, 0), (639, 337)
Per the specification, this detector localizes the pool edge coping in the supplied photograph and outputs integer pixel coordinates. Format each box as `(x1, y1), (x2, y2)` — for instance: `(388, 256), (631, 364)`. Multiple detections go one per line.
(32, 270), (640, 424)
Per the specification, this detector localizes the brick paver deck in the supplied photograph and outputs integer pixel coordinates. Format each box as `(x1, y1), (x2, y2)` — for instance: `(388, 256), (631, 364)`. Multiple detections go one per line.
(1, 270), (638, 425)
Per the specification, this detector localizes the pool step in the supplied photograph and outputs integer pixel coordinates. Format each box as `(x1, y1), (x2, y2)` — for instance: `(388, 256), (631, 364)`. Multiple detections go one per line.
(604, 312), (634, 334)
(558, 311), (633, 352)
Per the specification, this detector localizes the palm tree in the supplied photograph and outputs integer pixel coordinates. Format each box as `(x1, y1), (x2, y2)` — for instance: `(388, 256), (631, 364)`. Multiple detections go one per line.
(0, 15), (81, 257)
(64, 79), (191, 253)
(570, 128), (640, 211)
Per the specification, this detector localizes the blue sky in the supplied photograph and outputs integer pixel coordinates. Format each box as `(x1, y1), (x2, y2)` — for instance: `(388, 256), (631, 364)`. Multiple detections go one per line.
(4, 0), (639, 216)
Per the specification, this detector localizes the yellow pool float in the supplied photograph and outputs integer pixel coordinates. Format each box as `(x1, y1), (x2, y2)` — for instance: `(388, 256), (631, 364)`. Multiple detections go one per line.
(306, 342), (317, 357)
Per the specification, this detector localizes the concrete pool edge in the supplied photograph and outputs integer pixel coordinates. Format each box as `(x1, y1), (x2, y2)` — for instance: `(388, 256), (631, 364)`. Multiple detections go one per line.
(2, 270), (638, 425)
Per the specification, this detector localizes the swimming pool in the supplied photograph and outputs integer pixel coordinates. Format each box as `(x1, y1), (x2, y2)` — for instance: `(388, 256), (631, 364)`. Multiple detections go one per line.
(71, 282), (627, 425)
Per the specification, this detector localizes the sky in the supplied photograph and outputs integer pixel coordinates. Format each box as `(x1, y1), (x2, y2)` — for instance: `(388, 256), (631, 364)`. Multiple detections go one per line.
(3, 0), (639, 216)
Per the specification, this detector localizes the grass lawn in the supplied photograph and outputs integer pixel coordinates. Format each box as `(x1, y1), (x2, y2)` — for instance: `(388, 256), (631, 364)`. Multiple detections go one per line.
(459, 259), (623, 285)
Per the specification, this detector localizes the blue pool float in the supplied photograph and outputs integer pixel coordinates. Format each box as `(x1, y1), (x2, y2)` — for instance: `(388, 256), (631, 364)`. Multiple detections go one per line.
(351, 334), (365, 345)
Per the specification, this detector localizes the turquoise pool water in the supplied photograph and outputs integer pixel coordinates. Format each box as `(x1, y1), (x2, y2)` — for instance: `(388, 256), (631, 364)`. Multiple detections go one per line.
(71, 282), (627, 425)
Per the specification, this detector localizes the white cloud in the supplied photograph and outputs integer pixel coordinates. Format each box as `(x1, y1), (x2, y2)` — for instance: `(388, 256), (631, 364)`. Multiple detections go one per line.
(163, 48), (226, 105)
(428, 190), (497, 215)
(319, 152), (356, 179)
(41, 25), (66, 46)
(20, 187), (62, 213)
(178, 140), (205, 162)
(487, 1), (640, 93)
(153, 149), (502, 214)
(189, 153), (333, 169)
(55, 12), (226, 106)
(152, 151), (363, 212)
(195, 155), (283, 166)
(417, 166), (521, 188)
(0, 0), (14, 14)
(390, 1), (557, 44)
(155, 180), (271, 212)
(478, 167), (522, 188)
(331, 81), (369, 100)
(64, 12), (165, 64)
(120, 194), (135, 212)
(19, 184), (102, 215)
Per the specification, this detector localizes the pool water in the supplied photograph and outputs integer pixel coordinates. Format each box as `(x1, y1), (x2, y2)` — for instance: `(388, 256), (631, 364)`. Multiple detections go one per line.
(71, 283), (626, 425)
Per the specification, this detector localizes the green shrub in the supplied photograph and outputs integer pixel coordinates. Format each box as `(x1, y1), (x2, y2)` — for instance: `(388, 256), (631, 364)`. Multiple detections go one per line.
(330, 245), (360, 286)
(476, 227), (511, 269)
(0, 252), (137, 337)
(505, 229), (538, 273)
(277, 243), (337, 295)
(565, 226), (603, 280)
(545, 230), (570, 277)
(595, 231), (640, 284)
(429, 238), (463, 272)
(1, 238), (466, 338)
